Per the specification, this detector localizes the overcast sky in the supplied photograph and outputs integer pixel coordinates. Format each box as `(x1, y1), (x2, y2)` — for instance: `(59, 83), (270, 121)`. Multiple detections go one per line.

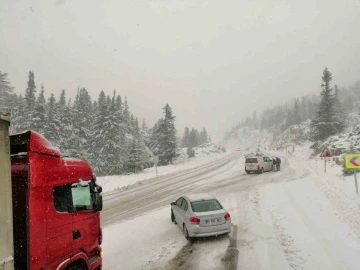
(1, 0), (360, 141)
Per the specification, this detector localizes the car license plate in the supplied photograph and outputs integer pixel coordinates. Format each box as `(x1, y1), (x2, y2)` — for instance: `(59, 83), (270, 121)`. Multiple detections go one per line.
(205, 218), (220, 224)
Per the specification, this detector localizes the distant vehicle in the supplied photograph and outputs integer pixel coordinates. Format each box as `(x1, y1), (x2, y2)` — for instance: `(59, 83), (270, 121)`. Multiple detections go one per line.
(170, 193), (231, 241)
(245, 155), (273, 174)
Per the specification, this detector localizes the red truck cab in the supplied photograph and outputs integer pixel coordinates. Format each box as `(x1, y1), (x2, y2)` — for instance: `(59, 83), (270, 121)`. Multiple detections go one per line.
(10, 130), (103, 270)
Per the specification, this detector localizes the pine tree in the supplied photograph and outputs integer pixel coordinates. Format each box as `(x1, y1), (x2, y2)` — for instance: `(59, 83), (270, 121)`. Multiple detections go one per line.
(25, 71), (37, 111)
(310, 68), (342, 141)
(32, 84), (46, 134)
(0, 71), (14, 107)
(200, 128), (208, 144)
(59, 89), (66, 108)
(73, 88), (93, 157)
(123, 96), (130, 126)
(150, 104), (177, 165)
(88, 91), (111, 175)
(189, 128), (199, 147)
(293, 98), (302, 125)
(252, 111), (258, 129)
(44, 93), (61, 147)
(20, 71), (38, 131)
(333, 85), (346, 132)
(181, 127), (190, 147)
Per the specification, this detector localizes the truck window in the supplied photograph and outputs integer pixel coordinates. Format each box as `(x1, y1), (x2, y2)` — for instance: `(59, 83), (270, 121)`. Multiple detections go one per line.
(53, 185), (72, 212)
(53, 182), (93, 213)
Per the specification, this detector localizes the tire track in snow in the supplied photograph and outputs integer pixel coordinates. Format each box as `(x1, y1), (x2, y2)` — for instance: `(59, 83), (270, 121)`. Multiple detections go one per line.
(270, 212), (307, 270)
(293, 155), (360, 240)
(281, 182), (342, 269)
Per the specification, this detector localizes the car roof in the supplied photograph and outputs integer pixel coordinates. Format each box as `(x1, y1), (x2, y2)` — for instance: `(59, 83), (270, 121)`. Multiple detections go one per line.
(184, 193), (215, 202)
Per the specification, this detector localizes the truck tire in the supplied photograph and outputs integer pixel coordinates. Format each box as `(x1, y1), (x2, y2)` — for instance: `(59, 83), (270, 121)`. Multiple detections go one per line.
(245, 170), (250, 174)
(66, 261), (88, 270)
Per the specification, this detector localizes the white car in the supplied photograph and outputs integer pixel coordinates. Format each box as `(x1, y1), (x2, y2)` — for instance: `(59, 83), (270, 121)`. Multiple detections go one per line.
(170, 193), (231, 241)
(245, 156), (273, 174)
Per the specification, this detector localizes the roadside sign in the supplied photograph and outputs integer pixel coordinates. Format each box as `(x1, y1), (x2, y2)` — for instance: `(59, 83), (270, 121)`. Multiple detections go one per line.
(344, 154), (360, 196)
(153, 156), (159, 165)
(345, 154), (360, 169)
(320, 147), (332, 158)
(320, 147), (332, 173)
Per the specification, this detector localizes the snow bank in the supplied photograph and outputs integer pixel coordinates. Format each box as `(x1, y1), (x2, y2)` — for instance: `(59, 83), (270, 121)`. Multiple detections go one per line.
(102, 207), (187, 270)
(97, 143), (226, 193)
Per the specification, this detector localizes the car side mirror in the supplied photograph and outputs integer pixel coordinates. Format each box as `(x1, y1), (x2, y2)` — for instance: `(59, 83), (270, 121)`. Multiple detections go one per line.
(170, 202), (176, 206)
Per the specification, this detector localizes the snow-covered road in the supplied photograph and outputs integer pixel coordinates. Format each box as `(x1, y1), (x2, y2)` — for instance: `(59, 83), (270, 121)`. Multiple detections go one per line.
(101, 151), (360, 270)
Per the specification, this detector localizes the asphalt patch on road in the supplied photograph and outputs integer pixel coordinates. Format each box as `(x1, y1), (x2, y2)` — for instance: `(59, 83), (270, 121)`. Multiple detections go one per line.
(160, 226), (239, 270)
(221, 225), (239, 270)
(161, 242), (195, 270)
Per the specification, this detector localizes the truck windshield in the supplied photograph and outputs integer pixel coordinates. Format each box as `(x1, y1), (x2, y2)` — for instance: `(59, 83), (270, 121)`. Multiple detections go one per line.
(71, 184), (93, 211)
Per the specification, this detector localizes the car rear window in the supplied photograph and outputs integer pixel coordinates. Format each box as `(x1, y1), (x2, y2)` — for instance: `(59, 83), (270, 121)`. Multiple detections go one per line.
(190, 199), (223, 212)
(246, 158), (258, 163)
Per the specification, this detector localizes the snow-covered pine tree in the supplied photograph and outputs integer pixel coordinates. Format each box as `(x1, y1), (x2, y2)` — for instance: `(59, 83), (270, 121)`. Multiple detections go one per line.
(293, 98), (302, 125)
(181, 127), (190, 147)
(21, 71), (37, 131)
(252, 111), (258, 129)
(333, 85), (346, 132)
(150, 104), (177, 165)
(189, 128), (199, 148)
(123, 96), (130, 127)
(310, 68), (341, 141)
(104, 91), (127, 174)
(32, 84), (46, 134)
(200, 128), (208, 144)
(58, 93), (79, 157)
(0, 71), (14, 108)
(44, 93), (61, 148)
(88, 91), (111, 175)
(73, 88), (93, 158)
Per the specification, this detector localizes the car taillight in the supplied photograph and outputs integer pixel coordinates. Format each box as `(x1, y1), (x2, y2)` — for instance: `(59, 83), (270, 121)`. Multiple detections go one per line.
(224, 213), (231, 221)
(190, 217), (200, 224)
(99, 228), (103, 245)
(257, 164), (260, 169)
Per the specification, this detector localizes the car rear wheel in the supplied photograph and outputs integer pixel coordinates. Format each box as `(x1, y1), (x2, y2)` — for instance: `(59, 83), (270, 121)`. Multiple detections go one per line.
(245, 170), (250, 174)
(171, 210), (177, 224)
(183, 224), (193, 242)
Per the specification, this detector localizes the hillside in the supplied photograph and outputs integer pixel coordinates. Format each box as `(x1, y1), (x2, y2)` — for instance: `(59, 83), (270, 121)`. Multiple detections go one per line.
(224, 77), (360, 162)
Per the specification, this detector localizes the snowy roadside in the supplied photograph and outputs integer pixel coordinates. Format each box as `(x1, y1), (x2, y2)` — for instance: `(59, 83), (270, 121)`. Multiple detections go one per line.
(241, 144), (360, 269)
(98, 150), (228, 194)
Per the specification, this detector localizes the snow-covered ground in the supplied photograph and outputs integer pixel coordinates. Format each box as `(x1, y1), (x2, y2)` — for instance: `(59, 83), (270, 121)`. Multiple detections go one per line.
(97, 143), (227, 193)
(102, 143), (360, 270)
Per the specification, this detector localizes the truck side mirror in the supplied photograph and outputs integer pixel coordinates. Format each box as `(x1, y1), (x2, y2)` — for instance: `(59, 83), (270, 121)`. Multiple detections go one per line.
(170, 202), (176, 206)
(95, 185), (102, 193)
(93, 193), (103, 212)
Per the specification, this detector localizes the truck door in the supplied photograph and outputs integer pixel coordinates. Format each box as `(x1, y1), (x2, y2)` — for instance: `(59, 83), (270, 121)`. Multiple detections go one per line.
(47, 184), (75, 263)
(71, 181), (100, 258)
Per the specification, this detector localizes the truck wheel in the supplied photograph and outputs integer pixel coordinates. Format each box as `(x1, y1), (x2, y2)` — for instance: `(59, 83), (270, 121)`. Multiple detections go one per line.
(245, 170), (250, 174)
(259, 168), (264, 174)
(66, 262), (87, 270)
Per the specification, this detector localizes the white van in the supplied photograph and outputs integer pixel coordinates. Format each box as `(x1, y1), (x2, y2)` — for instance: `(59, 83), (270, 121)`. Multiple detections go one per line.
(245, 155), (273, 174)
